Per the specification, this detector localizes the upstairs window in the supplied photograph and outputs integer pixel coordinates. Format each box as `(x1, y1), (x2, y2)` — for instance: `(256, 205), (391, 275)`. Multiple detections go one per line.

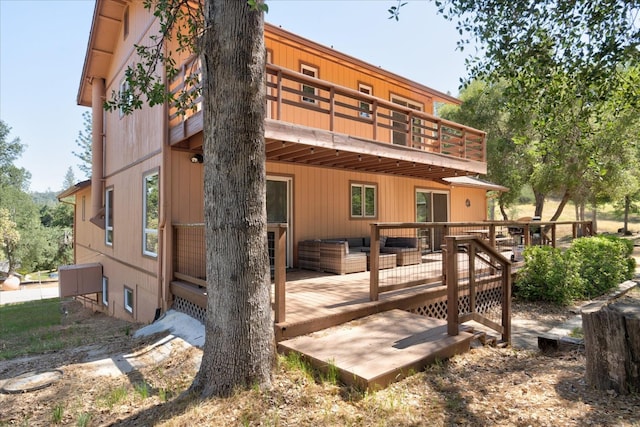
(358, 84), (372, 118)
(123, 6), (129, 40)
(142, 171), (159, 257)
(351, 183), (377, 218)
(300, 64), (318, 104)
(105, 187), (114, 246)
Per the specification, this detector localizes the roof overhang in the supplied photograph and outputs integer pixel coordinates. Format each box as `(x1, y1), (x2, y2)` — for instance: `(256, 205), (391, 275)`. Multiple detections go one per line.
(443, 176), (509, 192)
(77, 0), (127, 107)
(57, 179), (91, 200)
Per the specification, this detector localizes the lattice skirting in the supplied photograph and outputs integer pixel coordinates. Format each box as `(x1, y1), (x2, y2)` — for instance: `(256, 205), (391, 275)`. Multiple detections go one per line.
(173, 295), (206, 323)
(409, 286), (503, 320)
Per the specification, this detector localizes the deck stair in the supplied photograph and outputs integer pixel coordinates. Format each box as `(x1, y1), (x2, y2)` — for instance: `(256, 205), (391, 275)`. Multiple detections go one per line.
(277, 309), (473, 391)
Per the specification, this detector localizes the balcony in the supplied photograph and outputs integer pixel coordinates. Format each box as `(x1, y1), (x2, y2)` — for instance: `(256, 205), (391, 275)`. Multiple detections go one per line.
(168, 58), (487, 180)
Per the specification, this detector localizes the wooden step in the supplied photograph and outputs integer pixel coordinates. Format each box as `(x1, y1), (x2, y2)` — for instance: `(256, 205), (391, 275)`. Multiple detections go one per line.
(278, 309), (473, 391)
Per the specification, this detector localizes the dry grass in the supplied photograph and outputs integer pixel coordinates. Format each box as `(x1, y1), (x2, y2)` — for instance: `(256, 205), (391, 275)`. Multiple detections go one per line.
(508, 199), (638, 234)
(1, 293), (640, 426)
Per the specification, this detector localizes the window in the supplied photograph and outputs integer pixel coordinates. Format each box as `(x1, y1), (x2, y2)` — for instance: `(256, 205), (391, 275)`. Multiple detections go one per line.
(300, 64), (318, 104)
(142, 171), (159, 257)
(102, 277), (109, 306)
(81, 195), (86, 221)
(351, 183), (377, 218)
(105, 187), (114, 246)
(119, 79), (132, 118)
(358, 84), (372, 118)
(123, 6), (129, 39)
(391, 95), (423, 148)
(124, 286), (134, 314)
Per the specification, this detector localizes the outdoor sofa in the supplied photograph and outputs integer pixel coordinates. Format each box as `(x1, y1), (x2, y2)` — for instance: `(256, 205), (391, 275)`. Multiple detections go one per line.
(298, 236), (421, 274)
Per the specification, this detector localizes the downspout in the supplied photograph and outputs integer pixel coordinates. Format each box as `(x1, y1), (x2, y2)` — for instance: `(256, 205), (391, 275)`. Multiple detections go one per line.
(90, 78), (106, 228)
(157, 41), (171, 316)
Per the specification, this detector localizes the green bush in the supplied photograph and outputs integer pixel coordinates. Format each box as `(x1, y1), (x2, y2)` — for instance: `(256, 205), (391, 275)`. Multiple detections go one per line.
(515, 235), (635, 305)
(566, 236), (632, 298)
(514, 246), (582, 305)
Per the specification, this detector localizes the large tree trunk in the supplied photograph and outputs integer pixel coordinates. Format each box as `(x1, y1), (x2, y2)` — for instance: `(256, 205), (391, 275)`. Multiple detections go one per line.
(191, 0), (273, 397)
(533, 190), (545, 218)
(582, 298), (640, 394)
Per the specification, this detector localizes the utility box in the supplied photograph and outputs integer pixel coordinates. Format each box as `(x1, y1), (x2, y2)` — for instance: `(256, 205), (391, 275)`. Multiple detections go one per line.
(58, 263), (103, 297)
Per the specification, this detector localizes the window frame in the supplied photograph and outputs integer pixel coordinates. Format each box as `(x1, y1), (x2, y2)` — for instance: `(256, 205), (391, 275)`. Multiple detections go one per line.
(142, 169), (159, 257)
(124, 286), (134, 314)
(102, 276), (109, 307)
(300, 63), (318, 104)
(350, 182), (378, 219)
(105, 187), (114, 246)
(358, 83), (372, 118)
(118, 79), (131, 118)
(390, 94), (424, 148)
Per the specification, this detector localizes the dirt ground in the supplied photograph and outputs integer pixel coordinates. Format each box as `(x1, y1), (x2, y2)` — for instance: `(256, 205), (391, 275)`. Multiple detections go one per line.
(1, 292), (639, 426)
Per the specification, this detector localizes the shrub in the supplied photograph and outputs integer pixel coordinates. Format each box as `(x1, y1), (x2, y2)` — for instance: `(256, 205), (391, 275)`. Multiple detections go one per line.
(514, 246), (582, 305)
(566, 236), (632, 298)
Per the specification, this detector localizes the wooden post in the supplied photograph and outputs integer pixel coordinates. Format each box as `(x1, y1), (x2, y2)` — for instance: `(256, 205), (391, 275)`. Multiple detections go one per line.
(372, 100), (378, 140)
(582, 298), (640, 394)
(502, 261), (512, 344)
(272, 224), (287, 323)
(551, 224), (556, 247)
(329, 87), (335, 131)
(445, 236), (459, 336)
(370, 224), (380, 301)
(489, 224), (496, 249)
(468, 242), (476, 315)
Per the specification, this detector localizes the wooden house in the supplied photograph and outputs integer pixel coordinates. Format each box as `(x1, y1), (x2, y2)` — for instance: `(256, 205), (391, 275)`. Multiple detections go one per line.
(61, 0), (498, 323)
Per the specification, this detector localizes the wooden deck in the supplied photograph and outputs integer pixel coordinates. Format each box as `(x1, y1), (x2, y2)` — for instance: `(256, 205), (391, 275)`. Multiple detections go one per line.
(278, 309), (473, 391)
(275, 260), (449, 341)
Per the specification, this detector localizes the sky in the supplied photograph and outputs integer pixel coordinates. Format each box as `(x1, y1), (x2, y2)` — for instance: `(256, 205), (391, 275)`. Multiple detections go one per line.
(0, 0), (471, 193)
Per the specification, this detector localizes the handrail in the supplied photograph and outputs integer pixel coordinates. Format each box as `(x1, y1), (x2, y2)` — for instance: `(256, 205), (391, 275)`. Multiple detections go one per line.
(168, 56), (487, 163)
(445, 235), (512, 343)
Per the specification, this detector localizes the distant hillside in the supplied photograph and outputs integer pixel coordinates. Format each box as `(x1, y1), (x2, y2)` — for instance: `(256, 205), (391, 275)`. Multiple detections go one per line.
(31, 191), (58, 206)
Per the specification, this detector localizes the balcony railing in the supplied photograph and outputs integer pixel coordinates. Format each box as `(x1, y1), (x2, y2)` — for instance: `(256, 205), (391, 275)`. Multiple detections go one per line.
(168, 56), (486, 163)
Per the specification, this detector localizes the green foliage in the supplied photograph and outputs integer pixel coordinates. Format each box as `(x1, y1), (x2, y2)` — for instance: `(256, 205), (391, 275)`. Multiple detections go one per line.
(0, 120), (31, 191)
(516, 235), (636, 305)
(51, 403), (64, 424)
(515, 246), (582, 305)
(73, 111), (93, 178)
(101, 385), (128, 409)
(566, 236), (634, 298)
(76, 412), (91, 427)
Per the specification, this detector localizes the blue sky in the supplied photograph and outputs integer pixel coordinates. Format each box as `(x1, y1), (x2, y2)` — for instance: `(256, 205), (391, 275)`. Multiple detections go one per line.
(0, 0), (470, 193)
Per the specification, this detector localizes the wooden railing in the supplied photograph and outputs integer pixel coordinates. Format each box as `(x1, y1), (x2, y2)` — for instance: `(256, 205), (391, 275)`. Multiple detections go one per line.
(168, 56), (486, 163)
(444, 235), (511, 343)
(172, 222), (287, 322)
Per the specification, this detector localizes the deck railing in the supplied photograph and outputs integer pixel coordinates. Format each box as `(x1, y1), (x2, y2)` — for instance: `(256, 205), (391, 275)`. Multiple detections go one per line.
(168, 57), (486, 162)
(173, 220), (592, 330)
(172, 222), (287, 322)
(444, 235), (511, 343)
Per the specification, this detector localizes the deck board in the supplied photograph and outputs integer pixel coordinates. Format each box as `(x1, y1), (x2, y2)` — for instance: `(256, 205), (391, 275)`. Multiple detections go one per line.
(278, 309), (473, 390)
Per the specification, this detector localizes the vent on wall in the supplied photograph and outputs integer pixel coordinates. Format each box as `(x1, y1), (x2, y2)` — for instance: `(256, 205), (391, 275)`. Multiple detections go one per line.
(58, 263), (103, 298)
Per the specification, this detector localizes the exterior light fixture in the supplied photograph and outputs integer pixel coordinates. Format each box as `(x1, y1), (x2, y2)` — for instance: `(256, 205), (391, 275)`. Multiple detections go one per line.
(190, 153), (204, 164)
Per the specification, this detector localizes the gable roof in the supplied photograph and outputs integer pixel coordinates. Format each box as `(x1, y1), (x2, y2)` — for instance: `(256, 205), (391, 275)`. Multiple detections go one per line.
(78, 1), (462, 108)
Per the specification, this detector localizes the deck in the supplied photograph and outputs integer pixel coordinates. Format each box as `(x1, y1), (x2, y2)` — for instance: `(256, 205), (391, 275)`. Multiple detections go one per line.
(278, 309), (473, 390)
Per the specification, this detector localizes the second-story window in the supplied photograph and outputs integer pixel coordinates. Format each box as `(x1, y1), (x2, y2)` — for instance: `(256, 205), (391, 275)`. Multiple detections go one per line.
(105, 187), (114, 246)
(358, 84), (372, 118)
(300, 64), (318, 104)
(142, 171), (159, 257)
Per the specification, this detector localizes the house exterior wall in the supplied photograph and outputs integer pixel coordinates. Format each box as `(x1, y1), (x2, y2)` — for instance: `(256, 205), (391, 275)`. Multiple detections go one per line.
(263, 25), (457, 145)
(76, 1), (490, 322)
